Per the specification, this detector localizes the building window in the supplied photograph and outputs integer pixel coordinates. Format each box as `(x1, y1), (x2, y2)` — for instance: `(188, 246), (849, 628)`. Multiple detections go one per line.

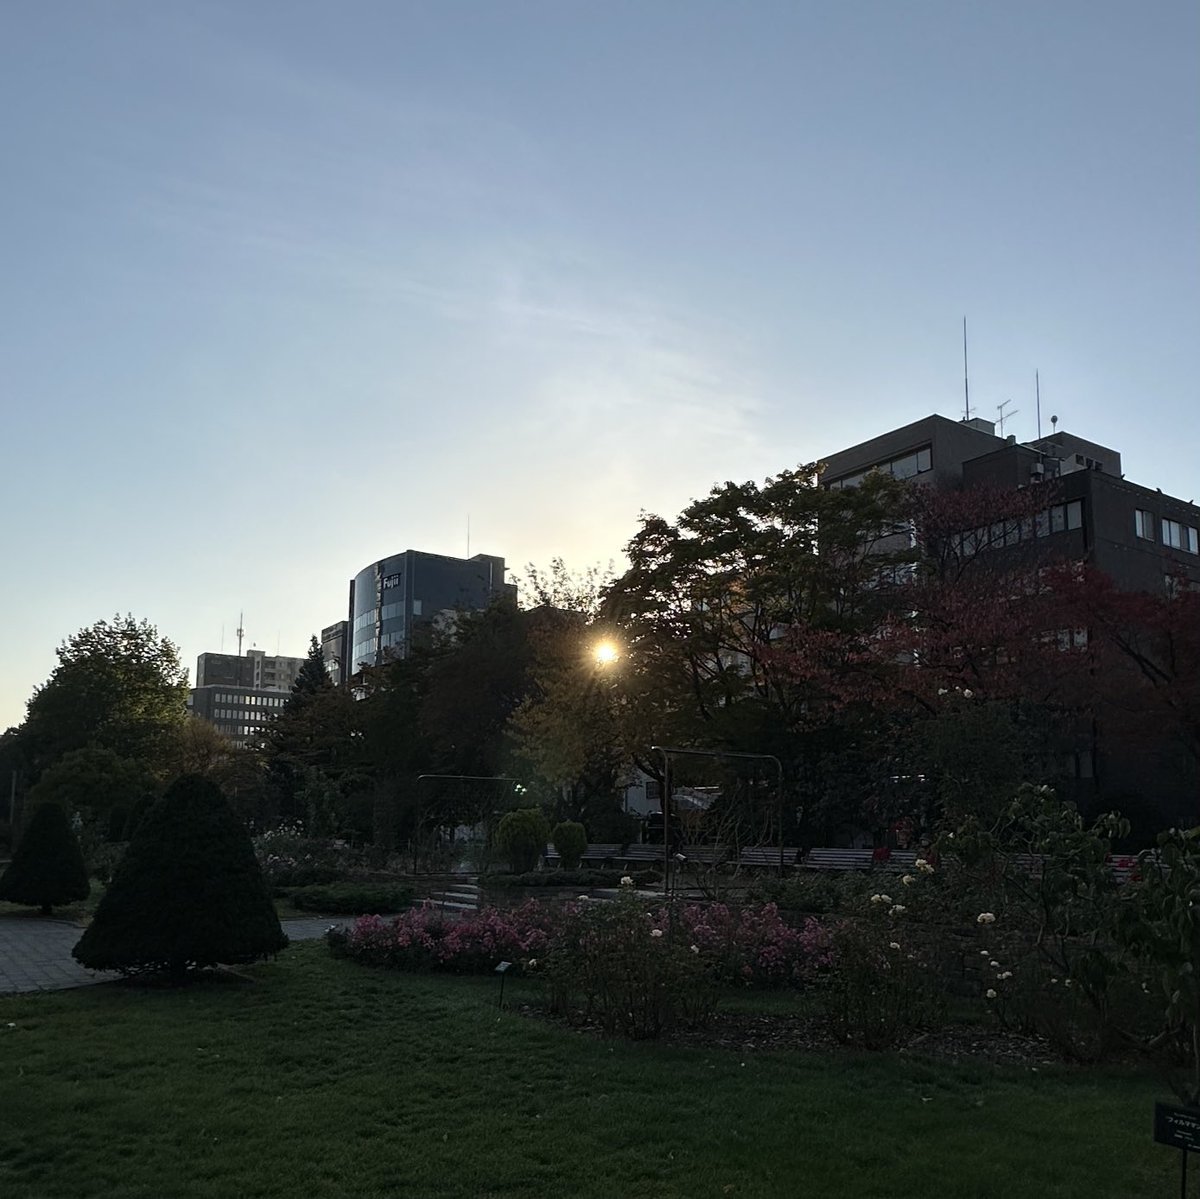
(1163, 519), (1199, 554)
(1135, 509), (1155, 540)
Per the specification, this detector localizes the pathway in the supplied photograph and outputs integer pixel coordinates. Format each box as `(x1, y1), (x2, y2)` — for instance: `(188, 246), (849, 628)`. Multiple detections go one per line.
(0, 915), (346, 996)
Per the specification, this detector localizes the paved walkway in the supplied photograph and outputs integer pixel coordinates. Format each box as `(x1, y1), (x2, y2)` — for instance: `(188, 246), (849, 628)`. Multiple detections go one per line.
(0, 915), (346, 996)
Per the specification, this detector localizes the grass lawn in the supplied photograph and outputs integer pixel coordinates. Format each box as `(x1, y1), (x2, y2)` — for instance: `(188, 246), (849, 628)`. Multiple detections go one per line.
(0, 944), (1175, 1199)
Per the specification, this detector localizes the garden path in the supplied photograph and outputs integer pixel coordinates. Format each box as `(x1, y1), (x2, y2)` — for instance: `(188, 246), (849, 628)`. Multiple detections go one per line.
(0, 915), (346, 995)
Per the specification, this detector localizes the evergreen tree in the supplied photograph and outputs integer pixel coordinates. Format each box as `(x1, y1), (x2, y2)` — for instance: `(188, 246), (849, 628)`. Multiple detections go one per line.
(0, 802), (90, 915)
(289, 635), (333, 704)
(73, 774), (287, 979)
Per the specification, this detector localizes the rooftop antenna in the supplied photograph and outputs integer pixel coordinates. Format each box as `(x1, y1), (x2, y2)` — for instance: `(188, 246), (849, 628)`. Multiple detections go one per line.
(466, 514), (471, 559)
(236, 610), (244, 658)
(1035, 370), (1042, 439)
(997, 398), (1019, 437)
(962, 316), (971, 421)
(220, 623), (224, 653)
(1050, 414), (1059, 435)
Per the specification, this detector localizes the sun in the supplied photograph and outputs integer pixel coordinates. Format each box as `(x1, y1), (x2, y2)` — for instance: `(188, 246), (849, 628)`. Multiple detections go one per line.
(593, 641), (619, 666)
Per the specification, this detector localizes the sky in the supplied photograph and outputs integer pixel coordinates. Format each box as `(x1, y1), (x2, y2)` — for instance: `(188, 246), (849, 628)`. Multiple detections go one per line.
(1, 1), (1197, 729)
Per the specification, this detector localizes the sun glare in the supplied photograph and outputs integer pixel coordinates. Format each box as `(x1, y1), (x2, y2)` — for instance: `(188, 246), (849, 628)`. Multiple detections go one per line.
(593, 641), (619, 666)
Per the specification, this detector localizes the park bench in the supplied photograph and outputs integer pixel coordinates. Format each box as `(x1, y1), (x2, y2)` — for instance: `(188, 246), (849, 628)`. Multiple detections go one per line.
(802, 848), (876, 872)
(737, 846), (803, 871)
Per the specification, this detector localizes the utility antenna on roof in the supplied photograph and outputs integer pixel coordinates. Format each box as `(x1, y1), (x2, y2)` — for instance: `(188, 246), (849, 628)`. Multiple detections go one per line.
(997, 398), (1019, 437)
(236, 611), (244, 658)
(962, 316), (971, 421)
(1036, 370), (1042, 439)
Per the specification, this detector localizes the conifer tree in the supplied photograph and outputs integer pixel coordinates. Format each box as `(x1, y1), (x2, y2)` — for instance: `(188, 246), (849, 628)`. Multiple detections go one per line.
(73, 774), (286, 979)
(0, 802), (90, 915)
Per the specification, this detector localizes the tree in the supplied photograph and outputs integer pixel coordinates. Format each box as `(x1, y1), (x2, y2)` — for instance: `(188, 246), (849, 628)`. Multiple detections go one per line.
(0, 802), (89, 914)
(289, 635), (334, 702)
(26, 746), (151, 842)
(73, 774), (287, 979)
(20, 615), (188, 781)
(597, 466), (917, 837)
(495, 807), (550, 873)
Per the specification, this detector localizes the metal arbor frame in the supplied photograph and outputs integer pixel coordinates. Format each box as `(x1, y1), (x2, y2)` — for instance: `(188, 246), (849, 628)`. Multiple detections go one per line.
(412, 773), (526, 874)
(649, 746), (785, 894)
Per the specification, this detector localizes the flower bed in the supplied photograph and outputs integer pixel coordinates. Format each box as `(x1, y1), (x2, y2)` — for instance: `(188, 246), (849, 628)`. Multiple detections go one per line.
(330, 893), (830, 988)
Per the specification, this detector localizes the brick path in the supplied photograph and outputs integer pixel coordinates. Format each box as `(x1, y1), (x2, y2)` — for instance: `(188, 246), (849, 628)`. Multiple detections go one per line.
(0, 915), (346, 995)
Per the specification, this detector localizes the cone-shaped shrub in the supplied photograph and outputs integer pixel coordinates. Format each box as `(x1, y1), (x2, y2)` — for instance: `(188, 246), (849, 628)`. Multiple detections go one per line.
(0, 802), (90, 915)
(73, 774), (287, 978)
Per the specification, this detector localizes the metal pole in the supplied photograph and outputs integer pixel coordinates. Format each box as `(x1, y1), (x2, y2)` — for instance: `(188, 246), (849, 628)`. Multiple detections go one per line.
(658, 747), (671, 899)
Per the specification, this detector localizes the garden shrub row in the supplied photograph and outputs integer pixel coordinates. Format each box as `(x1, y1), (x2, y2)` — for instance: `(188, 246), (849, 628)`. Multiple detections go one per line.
(288, 882), (415, 914)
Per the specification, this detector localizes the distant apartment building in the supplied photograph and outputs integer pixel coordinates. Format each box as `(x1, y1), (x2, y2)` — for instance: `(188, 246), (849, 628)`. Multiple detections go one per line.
(190, 648), (307, 748)
(345, 550), (517, 673)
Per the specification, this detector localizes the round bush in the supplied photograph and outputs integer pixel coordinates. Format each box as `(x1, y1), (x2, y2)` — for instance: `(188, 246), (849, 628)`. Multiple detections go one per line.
(551, 821), (587, 870)
(73, 774), (287, 979)
(495, 807), (550, 874)
(0, 802), (89, 915)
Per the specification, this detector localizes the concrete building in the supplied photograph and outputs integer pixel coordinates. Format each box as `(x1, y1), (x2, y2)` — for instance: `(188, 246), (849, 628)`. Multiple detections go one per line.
(190, 648), (306, 747)
(820, 412), (1200, 822)
(346, 550), (517, 673)
(195, 649), (305, 692)
(820, 413), (1200, 599)
(188, 685), (290, 749)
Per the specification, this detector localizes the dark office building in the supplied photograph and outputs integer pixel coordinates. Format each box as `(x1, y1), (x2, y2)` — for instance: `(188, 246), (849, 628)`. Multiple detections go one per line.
(321, 621), (348, 686)
(346, 550), (517, 673)
(820, 413), (1200, 822)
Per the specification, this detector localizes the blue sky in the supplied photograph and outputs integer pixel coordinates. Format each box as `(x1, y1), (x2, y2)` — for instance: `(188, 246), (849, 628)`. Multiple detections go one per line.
(1, 1), (1197, 729)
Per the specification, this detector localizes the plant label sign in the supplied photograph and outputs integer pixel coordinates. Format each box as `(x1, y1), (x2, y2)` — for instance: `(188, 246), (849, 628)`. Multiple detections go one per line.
(1154, 1103), (1200, 1152)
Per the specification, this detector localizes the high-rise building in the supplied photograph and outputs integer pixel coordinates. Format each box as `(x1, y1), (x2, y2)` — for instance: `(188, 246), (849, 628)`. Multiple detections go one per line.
(346, 550), (516, 673)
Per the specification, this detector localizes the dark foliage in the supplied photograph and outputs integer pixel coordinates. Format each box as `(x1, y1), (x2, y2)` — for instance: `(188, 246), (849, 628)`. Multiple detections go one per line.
(73, 774), (287, 977)
(287, 882), (414, 914)
(0, 802), (90, 914)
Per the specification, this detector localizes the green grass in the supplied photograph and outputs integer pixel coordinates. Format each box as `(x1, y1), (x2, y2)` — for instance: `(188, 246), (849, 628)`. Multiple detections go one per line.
(0, 945), (1175, 1199)
(0, 879), (106, 923)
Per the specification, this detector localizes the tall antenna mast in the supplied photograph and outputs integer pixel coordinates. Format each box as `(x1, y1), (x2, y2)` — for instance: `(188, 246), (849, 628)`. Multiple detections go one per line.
(1036, 370), (1042, 439)
(962, 316), (971, 421)
(236, 611), (244, 658)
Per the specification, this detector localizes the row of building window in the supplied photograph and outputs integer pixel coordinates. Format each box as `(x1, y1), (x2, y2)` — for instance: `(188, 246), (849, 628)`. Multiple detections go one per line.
(828, 445), (933, 490)
(1138, 510), (1200, 553)
(952, 500), (1084, 556)
(211, 692), (286, 707)
(214, 708), (272, 722)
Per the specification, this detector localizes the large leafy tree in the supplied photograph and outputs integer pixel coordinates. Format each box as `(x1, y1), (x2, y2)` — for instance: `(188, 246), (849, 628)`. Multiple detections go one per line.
(20, 615), (188, 781)
(26, 746), (152, 842)
(594, 465), (917, 835)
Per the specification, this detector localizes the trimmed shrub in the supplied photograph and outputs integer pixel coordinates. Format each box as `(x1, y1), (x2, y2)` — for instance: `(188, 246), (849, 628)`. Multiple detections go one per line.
(73, 774), (287, 979)
(0, 802), (90, 915)
(481, 868), (660, 889)
(289, 882), (414, 915)
(495, 807), (550, 874)
(550, 821), (587, 870)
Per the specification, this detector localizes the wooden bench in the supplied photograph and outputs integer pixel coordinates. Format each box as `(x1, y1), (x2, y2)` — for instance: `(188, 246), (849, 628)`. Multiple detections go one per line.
(737, 846), (803, 871)
(802, 848), (876, 872)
